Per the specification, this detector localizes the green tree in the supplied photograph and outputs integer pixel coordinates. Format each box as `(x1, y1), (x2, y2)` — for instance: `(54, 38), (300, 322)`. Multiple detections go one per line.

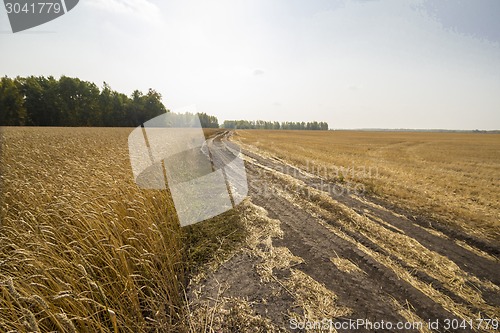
(1, 75), (223, 127)
(197, 112), (219, 128)
(20, 76), (61, 126)
(0, 76), (26, 126)
(57, 76), (100, 126)
(143, 89), (167, 122)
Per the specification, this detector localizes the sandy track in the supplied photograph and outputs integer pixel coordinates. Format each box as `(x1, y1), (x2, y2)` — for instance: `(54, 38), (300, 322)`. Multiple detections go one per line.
(241, 149), (500, 288)
(188, 132), (499, 332)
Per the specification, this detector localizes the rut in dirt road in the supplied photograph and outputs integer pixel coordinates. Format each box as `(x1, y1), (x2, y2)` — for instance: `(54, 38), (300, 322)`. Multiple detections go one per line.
(242, 148), (500, 286)
(250, 187), (452, 327)
(244, 163), (496, 330)
(191, 132), (500, 332)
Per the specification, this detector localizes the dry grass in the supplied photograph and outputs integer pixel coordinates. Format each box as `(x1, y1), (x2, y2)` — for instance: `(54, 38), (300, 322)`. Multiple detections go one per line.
(184, 200), (288, 332)
(285, 269), (351, 323)
(262, 169), (500, 321)
(186, 293), (281, 333)
(186, 200), (352, 332)
(236, 130), (500, 242)
(0, 127), (233, 332)
(329, 257), (364, 275)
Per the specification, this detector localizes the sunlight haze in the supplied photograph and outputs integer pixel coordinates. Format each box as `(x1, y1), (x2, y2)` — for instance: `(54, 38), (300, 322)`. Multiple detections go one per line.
(1, 0), (499, 129)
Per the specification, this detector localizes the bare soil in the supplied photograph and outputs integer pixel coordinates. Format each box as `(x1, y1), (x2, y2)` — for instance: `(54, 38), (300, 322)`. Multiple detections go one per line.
(187, 132), (500, 333)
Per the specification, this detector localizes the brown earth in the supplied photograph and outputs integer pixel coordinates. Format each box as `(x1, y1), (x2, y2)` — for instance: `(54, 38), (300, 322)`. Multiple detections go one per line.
(187, 132), (500, 333)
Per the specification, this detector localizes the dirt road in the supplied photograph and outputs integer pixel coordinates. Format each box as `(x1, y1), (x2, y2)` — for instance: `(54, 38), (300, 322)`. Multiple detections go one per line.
(188, 132), (500, 332)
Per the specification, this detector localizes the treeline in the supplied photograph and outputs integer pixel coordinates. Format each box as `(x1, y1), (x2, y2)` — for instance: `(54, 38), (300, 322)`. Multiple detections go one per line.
(0, 76), (170, 127)
(156, 112), (219, 128)
(222, 120), (328, 130)
(196, 112), (219, 128)
(0, 76), (220, 128)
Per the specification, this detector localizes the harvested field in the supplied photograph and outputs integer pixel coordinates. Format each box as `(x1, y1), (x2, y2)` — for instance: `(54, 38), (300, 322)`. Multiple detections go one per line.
(187, 130), (500, 332)
(235, 130), (500, 243)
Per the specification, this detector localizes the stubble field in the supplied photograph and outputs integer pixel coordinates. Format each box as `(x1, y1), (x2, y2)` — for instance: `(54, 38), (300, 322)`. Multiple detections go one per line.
(235, 130), (500, 244)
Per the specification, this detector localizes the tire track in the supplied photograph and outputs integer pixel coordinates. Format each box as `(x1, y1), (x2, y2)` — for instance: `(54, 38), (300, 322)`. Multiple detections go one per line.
(241, 148), (500, 287)
(201, 132), (500, 332)
(249, 190), (454, 332)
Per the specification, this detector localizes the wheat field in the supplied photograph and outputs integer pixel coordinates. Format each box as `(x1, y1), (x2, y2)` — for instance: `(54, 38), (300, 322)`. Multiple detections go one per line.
(0, 127), (191, 332)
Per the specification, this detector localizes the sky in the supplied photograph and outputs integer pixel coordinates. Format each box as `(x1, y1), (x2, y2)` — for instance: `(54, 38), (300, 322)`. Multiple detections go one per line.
(1, 0), (499, 130)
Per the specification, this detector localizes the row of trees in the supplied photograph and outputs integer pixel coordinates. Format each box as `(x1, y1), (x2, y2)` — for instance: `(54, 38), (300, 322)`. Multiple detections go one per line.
(0, 76), (170, 127)
(151, 112), (219, 128)
(1, 76), (328, 130)
(222, 120), (328, 130)
(197, 112), (219, 128)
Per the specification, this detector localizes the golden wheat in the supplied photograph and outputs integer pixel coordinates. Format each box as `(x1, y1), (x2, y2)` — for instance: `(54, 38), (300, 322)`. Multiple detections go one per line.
(1, 127), (186, 332)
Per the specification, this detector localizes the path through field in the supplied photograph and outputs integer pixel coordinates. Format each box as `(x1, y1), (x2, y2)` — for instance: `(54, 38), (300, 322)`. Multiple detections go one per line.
(188, 132), (500, 332)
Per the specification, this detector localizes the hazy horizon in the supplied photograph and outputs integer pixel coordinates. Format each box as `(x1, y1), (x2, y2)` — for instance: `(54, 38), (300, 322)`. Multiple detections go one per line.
(1, 0), (499, 130)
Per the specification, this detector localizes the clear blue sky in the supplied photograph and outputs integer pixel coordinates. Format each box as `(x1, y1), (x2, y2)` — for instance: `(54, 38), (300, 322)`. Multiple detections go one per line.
(1, 0), (499, 129)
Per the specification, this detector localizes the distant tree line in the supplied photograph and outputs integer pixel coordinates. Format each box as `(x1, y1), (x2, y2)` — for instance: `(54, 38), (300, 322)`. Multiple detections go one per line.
(157, 111), (219, 128)
(0, 76), (220, 128)
(196, 112), (219, 128)
(222, 120), (328, 130)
